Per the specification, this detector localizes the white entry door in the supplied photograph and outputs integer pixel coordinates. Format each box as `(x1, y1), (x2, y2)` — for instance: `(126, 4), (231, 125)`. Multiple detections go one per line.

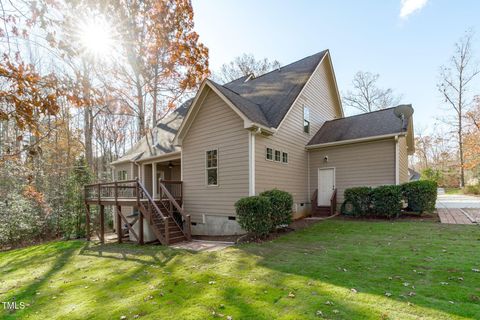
(318, 168), (335, 206)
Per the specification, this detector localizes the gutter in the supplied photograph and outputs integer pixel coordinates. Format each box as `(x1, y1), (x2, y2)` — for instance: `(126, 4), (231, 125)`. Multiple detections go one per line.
(305, 132), (406, 150)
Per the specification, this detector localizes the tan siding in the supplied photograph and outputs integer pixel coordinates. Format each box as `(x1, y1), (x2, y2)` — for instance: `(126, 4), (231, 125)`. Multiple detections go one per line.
(143, 164), (153, 194)
(183, 90), (249, 221)
(255, 58), (340, 206)
(309, 139), (396, 204)
(113, 163), (133, 180)
(399, 136), (409, 183)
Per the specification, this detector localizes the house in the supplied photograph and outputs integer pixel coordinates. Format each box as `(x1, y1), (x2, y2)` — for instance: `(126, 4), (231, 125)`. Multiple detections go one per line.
(85, 50), (414, 244)
(409, 168), (421, 181)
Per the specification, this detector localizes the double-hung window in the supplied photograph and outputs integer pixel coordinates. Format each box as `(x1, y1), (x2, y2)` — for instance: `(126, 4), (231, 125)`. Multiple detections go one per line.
(274, 150), (281, 162)
(282, 152), (288, 164)
(266, 147), (273, 160)
(117, 170), (128, 181)
(206, 149), (218, 186)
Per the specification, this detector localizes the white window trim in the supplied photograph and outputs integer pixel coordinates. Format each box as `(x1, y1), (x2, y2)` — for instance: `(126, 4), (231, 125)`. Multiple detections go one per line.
(282, 151), (289, 164)
(274, 149), (281, 162)
(205, 148), (219, 187)
(265, 147), (274, 161)
(117, 170), (128, 181)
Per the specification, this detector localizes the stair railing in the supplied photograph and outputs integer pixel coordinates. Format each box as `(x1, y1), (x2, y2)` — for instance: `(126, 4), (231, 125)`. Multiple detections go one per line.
(158, 181), (191, 241)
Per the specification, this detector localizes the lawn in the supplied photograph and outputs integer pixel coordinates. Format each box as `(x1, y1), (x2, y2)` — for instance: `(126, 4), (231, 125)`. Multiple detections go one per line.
(445, 188), (463, 195)
(1, 220), (480, 320)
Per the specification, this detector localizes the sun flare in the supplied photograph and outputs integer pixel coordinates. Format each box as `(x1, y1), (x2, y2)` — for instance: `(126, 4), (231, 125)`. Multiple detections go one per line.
(78, 16), (114, 59)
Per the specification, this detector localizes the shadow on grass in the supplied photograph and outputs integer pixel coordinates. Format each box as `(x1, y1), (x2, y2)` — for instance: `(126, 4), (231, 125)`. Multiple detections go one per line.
(1, 242), (78, 319)
(78, 241), (190, 267)
(238, 220), (480, 319)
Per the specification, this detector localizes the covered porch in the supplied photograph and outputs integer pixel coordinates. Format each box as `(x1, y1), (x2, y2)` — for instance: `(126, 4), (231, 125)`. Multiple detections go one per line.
(138, 154), (182, 202)
(84, 154), (190, 246)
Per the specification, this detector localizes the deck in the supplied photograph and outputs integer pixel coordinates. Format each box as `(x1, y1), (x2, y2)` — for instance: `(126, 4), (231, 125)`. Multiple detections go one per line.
(84, 179), (191, 245)
(437, 208), (478, 225)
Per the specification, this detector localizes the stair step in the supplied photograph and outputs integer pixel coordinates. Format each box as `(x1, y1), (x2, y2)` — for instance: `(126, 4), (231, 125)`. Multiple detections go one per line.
(169, 230), (184, 238)
(168, 236), (187, 244)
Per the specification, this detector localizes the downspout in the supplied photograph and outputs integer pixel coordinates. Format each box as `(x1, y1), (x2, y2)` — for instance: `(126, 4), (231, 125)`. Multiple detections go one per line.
(248, 128), (260, 196)
(395, 136), (399, 185)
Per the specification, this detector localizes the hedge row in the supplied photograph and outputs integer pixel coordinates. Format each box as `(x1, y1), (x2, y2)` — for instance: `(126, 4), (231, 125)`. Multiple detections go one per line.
(235, 189), (293, 237)
(341, 180), (437, 218)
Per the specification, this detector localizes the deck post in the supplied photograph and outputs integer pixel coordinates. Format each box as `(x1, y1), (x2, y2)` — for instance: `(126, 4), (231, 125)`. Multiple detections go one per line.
(139, 211), (144, 245)
(85, 204), (91, 241)
(97, 183), (101, 204)
(100, 205), (105, 244)
(164, 217), (170, 244)
(116, 205), (122, 243)
(136, 178), (144, 245)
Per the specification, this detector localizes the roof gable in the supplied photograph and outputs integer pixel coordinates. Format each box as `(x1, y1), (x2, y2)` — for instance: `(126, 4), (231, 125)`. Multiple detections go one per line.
(224, 50), (330, 128)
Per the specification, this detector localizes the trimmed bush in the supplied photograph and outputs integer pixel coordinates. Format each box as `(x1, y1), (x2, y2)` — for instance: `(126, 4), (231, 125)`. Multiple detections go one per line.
(260, 189), (293, 228)
(341, 187), (372, 216)
(371, 185), (403, 218)
(465, 184), (480, 195)
(402, 180), (438, 213)
(235, 196), (272, 238)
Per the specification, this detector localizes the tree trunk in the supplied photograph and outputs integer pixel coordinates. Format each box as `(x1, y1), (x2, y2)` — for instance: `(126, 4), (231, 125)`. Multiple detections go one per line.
(136, 79), (145, 140)
(82, 65), (94, 170)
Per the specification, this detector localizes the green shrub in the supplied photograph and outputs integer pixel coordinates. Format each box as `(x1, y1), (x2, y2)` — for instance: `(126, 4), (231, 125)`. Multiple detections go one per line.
(235, 196), (272, 238)
(341, 187), (372, 216)
(402, 180), (437, 213)
(371, 185), (403, 218)
(465, 184), (480, 195)
(421, 168), (443, 184)
(260, 189), (293, 228)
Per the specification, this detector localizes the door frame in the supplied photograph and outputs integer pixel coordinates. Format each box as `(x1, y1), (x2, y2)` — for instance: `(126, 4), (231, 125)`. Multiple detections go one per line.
(317, 167), (336, 206)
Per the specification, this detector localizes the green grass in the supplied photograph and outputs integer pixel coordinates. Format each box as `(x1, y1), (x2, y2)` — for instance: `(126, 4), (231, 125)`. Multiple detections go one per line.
(1, 221), (480, 319)
(445, 188), (463, 195)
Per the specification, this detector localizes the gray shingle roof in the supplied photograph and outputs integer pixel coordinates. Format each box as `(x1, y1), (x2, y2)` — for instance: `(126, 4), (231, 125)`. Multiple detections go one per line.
(208, 81), (270, 126)
(307, 106), (412, 146)
(222, 50), (328, 128)
(112, 99), (193, 164)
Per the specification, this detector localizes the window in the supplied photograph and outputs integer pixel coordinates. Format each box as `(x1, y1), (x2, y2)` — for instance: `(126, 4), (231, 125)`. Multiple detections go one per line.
(117, 170), (128, 181)
(282, 152), (288, 164)
(274, 150), (281, 162)
(303, 106), (310, 133)
(206, 149), (218, 186)
(266, 147), (273, 161)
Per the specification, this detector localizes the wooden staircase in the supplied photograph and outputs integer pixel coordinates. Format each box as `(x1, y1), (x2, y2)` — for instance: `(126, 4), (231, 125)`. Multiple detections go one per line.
(310, 188), (337, 217)
(84, 179), (191, 246)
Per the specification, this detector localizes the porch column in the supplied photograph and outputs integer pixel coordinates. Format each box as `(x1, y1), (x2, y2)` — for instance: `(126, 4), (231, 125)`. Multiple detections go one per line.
(152, 163), (157, 199)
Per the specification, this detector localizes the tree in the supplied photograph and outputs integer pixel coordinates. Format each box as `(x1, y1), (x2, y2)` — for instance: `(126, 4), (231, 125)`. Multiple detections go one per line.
(438, 30), (480, 187)
(94, 0), (210, 138)
(464, 96), (480, 172)
(342, 71), (401, 113)
(216, 53), (281, 83)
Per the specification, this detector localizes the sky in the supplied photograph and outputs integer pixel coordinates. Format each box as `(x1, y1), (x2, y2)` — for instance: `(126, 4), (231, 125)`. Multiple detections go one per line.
(191, 0), (480, 133)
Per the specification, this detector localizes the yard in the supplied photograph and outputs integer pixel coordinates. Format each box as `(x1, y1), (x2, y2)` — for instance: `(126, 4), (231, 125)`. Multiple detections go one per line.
(1, 220), (480, 320)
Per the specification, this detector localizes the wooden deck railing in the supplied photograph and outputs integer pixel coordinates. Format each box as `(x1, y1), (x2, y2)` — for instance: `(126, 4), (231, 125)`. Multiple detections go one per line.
(158, 181), (191, 241)
(159, 180), (183, 202)
(330, 188), (337, 216)
(84, 178), (190, 244)
(310, 188), (337, 217)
